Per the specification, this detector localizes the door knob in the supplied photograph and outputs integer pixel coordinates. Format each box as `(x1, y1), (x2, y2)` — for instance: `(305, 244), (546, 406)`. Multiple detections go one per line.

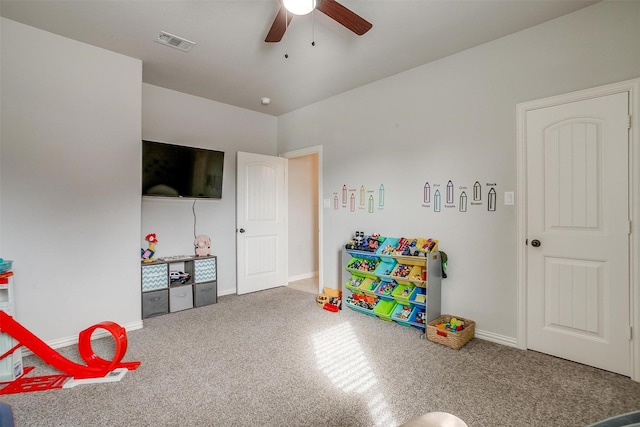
(531, 239), (541, 247)
(239, 228), (245, 233)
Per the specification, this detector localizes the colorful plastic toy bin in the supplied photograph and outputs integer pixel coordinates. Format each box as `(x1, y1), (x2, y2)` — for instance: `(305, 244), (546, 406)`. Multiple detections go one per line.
(376, 237), (399, 257)
(0, 260), (13, 274)
(391, 284), (415, 301)
(345, 275), (365, 292)
(359, 278), (380, 294)
(409, 308), (426, 327)
(373, 259), (397, 279)
(410, 287), (426, 306)
(373, 299), (397, 321)
(390, 263), (412, 279)
(375, 280), (396, 298)
(346, 258), (379, 277)
(391, 303), (416, 326)
(345, 293), (378, 317)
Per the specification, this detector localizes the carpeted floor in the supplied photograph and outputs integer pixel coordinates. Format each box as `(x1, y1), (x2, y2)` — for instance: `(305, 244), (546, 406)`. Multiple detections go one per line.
(3, 286), (640, 427)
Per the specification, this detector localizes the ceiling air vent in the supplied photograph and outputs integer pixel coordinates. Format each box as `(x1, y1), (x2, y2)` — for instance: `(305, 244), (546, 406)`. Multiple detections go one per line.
(155, 31), (195, 52)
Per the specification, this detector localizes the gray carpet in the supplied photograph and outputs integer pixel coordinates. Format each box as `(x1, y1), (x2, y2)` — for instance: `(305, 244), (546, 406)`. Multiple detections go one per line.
(3, 287), (640, 427)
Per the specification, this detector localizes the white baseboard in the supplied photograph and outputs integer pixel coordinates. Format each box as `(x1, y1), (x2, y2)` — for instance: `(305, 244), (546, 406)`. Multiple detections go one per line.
(218, 288), (237, 296)
(288, 271), (318, 282)
(475, 328), (518, 348)
(21, 320), (144, 356)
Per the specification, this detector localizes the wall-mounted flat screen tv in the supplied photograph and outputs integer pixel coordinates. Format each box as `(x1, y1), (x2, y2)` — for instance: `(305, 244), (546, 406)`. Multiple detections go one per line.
(142, 140), (224, 199)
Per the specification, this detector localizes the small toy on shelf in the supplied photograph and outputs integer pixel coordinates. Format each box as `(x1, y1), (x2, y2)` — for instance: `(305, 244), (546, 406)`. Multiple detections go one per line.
(396, 305), (412, 320)
(394, 264), (411, 278)
(194, 235), (211, 257)
(378, 281), (395, 295)
(141, 233), (158, 263)
(348, 276), (364, 288)
(381, 244), (395, 255)
(346, 293), (377, 311)
(169, 270), (191, 284)
(415, 312), (425, 324)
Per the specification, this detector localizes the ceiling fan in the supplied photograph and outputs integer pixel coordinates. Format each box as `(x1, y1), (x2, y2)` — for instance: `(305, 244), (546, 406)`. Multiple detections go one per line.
(265, 0), (372, 43)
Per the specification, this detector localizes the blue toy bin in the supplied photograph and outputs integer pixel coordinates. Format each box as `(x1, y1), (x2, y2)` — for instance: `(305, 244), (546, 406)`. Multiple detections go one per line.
(373, 259), (397, 279)
(376, 237), (399, 257)
(410, 287), (427, 306)
(375, 280), (396, 298)
(391, 303), (415, 326)
(0, 260), (13, 274)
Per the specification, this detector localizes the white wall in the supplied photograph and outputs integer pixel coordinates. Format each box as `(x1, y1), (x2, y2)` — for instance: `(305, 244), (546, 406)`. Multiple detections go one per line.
(142, 84), (278, 296)
(287, 154), (319, 280)
(0, 18), (142, 341)
(277, 1), (640, 341)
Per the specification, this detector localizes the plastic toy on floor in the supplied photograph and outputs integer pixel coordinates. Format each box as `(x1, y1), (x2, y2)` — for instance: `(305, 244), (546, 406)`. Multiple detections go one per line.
(0, 311), (140, 395)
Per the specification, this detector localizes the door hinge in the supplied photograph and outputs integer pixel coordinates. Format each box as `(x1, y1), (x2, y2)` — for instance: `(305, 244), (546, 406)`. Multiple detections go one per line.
(629, 326), (633, 341)
(629, 220), (632, 235)
(629, 115), (632, 129)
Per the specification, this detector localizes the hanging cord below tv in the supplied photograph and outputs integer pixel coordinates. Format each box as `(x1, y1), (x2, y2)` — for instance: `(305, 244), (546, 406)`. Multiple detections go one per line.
(192, 198), (197, 239)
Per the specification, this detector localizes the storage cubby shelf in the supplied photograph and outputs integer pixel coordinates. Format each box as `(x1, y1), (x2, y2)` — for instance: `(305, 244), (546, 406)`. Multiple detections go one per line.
(141, 255), (217, 319)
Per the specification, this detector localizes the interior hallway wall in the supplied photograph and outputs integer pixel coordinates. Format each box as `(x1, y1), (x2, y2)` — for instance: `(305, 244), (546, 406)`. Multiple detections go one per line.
(276, 1), (640, 342)
(287, 154), (319, 281)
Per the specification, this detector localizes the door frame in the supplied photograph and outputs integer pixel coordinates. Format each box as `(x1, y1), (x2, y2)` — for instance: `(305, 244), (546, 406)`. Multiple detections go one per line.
(516, 78), (640, 380)
(280, 145), (323, 294)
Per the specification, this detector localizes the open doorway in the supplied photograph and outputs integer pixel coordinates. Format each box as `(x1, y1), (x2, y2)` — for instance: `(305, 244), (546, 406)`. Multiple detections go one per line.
(281, 146), (323, 295)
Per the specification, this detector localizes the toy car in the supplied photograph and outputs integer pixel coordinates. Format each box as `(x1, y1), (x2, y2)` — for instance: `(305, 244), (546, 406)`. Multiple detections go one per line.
(169, 270), (191, 284)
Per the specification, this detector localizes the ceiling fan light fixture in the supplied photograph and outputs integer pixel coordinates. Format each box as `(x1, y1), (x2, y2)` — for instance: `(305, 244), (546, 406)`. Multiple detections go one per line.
(283, 0), (316, 15)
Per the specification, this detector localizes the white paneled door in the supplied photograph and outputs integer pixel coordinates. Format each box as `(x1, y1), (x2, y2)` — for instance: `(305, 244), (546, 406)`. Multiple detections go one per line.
(236, 152), (287, 295)
(526, 92), (631, 375)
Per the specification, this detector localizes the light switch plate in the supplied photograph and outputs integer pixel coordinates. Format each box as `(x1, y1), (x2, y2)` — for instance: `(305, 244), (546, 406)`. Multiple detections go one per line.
(504, 191), (514, 206)
(323, 199), (331, 208)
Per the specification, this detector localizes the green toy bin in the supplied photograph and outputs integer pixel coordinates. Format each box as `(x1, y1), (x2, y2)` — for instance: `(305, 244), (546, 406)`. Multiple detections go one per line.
(373, 299), (397, 321)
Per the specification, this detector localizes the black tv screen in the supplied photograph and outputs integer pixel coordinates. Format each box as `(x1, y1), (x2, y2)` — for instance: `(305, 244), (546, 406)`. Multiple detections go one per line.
(142, 140), (224, 199)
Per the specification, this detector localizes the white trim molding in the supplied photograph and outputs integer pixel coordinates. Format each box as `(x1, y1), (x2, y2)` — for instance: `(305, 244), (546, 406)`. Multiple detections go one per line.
(516, 77), (640, 381)
(475, 329), (518, 348)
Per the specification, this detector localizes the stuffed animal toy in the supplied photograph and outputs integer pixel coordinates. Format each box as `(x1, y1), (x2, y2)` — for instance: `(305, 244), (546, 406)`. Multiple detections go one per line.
(141, 233), (158, 263)
(194, 235), (211, 257)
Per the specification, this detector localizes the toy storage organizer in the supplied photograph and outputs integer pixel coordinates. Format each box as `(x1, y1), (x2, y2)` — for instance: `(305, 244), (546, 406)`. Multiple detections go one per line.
(0, 271), (24, 382)
(341, 239), (442, 331)
(141, 255), (217, 319)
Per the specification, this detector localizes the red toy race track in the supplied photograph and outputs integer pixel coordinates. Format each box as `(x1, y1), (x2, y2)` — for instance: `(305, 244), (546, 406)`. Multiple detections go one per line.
(0, 311), (140, 394)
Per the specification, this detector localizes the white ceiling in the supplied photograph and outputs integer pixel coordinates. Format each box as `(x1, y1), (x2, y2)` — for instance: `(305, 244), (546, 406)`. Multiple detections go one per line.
(0, 0), (598, 116)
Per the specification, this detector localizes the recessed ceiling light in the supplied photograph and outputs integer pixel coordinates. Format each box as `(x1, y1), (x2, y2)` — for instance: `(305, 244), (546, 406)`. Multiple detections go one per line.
(155, 31), (195, 52)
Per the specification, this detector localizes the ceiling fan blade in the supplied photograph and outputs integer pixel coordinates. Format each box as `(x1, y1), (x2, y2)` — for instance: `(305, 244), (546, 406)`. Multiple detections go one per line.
(265, 6), (293, 43)
(316, 0), (372, 36)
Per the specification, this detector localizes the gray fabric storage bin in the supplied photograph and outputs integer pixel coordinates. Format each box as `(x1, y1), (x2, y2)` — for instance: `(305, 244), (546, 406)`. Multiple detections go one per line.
(142, 289), (169, 318)
(194, 282), (217, 307)
(170, 285), (193, 312)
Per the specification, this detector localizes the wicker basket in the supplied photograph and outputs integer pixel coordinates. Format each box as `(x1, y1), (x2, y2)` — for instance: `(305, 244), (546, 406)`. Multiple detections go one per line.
(427, 315), (475, 350)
